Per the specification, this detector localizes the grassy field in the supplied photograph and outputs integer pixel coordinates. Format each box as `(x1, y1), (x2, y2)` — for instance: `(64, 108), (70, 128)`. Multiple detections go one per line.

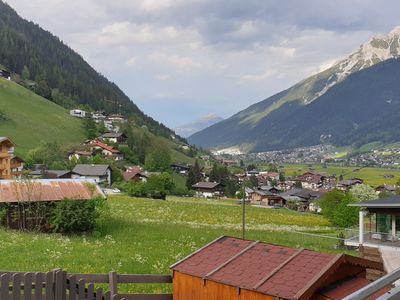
(282, 163), (400, 187)
(0, 78), (85, 156)
(0, 195), (350, 292)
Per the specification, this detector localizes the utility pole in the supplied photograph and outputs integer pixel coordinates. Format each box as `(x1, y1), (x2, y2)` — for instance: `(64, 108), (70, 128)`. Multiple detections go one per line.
(242, 174), (246, 240)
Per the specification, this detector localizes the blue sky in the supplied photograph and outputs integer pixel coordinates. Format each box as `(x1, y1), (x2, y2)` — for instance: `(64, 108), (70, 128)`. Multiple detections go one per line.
(6, 0), (400, 128)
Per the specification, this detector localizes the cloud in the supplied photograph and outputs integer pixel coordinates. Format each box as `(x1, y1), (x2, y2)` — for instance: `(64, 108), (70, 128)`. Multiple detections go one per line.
(5, 0), (400, 127)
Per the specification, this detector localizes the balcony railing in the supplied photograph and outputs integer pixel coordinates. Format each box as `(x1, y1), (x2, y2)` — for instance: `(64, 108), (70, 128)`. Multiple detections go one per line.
(345, 230), (400, 248)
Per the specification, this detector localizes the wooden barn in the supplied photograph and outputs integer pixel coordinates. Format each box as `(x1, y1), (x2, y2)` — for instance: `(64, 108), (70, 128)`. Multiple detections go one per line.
(171, 236), (386, 300)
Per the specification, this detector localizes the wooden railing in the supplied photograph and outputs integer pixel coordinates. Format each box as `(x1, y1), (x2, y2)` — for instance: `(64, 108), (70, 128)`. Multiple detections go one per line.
(0, 269), (173, 300)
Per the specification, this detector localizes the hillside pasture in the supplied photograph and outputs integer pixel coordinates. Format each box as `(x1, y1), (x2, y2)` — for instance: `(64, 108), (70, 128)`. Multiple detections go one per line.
(282, 163), (400, 187)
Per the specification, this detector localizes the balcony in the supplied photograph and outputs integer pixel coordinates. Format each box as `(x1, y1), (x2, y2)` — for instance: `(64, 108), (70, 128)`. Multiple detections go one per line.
(345, 229), (400, 249)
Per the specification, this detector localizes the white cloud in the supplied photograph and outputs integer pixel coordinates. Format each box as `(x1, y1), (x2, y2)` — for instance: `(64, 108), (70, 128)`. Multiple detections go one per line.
(155, 74), (171, 80)
(147, 53), (202, 71)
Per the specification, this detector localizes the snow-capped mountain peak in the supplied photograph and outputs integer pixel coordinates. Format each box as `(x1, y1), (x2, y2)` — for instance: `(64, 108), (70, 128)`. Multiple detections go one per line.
(308, 26), (400, 103)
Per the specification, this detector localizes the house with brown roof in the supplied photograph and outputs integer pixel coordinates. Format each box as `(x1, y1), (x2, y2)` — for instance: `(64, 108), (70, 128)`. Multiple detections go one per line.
(192, 182), (223, 198)
(171, 236), (385, 300)
(0, 137), (24, 179)
(123, 170), (148, 182)
(99, 132), (127, 144)
(337, 178), (364, 191)
(250, 190), (286, 207)
(0, 179), (105, 229)
(88, 140), (124, 161)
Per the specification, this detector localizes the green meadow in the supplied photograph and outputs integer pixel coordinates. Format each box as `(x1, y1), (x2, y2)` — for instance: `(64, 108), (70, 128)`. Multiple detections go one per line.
(281, 164), (400, 187)
(0, 78), (85, 156)
(0, 195), (349, 293)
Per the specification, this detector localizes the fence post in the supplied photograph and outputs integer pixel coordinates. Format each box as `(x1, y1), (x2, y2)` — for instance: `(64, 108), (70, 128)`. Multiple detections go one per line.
(108, 272), (118, 297)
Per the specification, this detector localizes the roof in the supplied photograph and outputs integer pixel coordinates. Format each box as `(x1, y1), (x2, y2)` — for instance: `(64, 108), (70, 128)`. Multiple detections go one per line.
(351, 196), (400, 208)
(89, 140), (120, 154)
(72, 164), (110, 176)
(251, 190), (275, 196)
(171, 236), (381, 300)
(317, 276), (389, 300)
(100, 132), (126, 139)
(0, 136), (15, 147)
(0, 179), (105, 203)
(338, 179), (363, 186)
(192, 182), (220, 189)
(123, 170), (148, 181)
(30, 170), (71, 178)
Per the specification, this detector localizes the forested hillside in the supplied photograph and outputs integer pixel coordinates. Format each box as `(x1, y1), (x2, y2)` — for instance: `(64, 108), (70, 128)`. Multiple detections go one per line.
(0, 1), (177, 139)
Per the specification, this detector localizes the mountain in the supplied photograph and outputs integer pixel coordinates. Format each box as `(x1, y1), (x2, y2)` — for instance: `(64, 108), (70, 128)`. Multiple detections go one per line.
(175, 114), (224, 138)
(0, 77), (85, 155)
(0, 1), (178, 140)
(189, 27), (400, 152)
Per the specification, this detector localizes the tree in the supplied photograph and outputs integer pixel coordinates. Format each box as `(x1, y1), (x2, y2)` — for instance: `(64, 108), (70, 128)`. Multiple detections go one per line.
(294, 181), (302, 188)
(145, 149), (171, 172)
(332, 194), (359, 228)
(248, 176), (259, 188)
(246, 164), (256, 171)
(349, 184), (376, 202)
(186, 160), (201, 189)
(279, 172), (286, 182)
(319, 189), (346, 222)
(21, 65), (30, 80)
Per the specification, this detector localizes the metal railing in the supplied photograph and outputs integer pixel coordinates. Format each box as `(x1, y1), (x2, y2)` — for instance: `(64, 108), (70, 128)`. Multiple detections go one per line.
(343, 267), (400, 300)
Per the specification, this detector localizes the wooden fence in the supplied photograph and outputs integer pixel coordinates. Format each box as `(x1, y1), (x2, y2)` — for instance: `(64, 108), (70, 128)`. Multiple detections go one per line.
(0, 269), (173, 300)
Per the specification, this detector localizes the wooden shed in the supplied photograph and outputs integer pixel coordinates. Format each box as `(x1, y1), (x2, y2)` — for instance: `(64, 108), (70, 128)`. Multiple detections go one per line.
(171, 236), (386, 300)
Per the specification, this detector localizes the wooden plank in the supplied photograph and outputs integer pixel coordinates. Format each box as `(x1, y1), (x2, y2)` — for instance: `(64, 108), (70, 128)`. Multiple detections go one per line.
(95, 288), (103, 300)
(77, 279), (85, 300)
(104, 291), (111, 300)
(113, 295), (173, 300)
(0, 273), (10, 300)
(71, 274), (109, 283)
(109, 272), (118, 296)
(45, 271), (54, 300)
(34, 273), (43, 300)
(12, 272), (22, 300)
(55, 270), (64, 300)
(87, 283), (94, 300)
(68, 275), (76, 300)
(24, 272), (34, 300)
(117, 275), (172, 284)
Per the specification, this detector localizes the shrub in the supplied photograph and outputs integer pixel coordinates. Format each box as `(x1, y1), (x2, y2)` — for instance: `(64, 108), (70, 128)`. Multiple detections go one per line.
(50, 197), (107, 233)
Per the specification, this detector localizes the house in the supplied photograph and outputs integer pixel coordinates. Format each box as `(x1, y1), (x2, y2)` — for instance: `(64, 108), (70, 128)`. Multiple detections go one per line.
(0, 69), (11, 80)
(123, 170), (148, 182)
(170, 164), (191, 175)
(72, 164), (111, 185)
(346, 196), (400, 248)
(0, 179), (105, 229)
(68, 150), (94, 161)
(375, 184), (396, 194)
(69, 109), (86, 118)
(107, 114), (126, 122)
(10, 155), (24, 178)
(337, 178), (363, 191)
(192, 182), (223, 198)
(30, 169), (72, 179)
(99, 132), (127, 144)
(281, 188), (325, 212)
(91, 111), (106, 123)
(0, 137), (24, 179)
(88, 140), (123, 160)
(295, 172), (325, 190)
(171, 236), (385, 300)
(249, 190), (286, 207)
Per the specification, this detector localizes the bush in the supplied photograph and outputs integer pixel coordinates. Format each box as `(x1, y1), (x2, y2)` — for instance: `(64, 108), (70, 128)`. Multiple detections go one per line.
(50, 197), (107, 233)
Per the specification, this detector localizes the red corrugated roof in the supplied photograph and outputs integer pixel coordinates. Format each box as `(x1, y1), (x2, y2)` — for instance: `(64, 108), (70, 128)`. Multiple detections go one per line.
(0, 179), (105, 203)
(90, 140), (120, 154)
(171, 236), (382, 300)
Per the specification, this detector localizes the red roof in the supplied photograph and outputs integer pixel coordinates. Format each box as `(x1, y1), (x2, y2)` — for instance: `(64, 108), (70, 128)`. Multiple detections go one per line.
(0, 179), (105, 203)
(317, 277), (389, 300)
(171, 236), (382, 300)
(90, 140), (120, 154)
(123, 170), (147, 181)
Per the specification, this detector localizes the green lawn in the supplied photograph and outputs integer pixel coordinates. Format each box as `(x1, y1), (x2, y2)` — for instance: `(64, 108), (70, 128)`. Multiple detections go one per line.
(282, 164), (400, 187)
(0, 195), (350, 294)
(0, 78), (85, 156)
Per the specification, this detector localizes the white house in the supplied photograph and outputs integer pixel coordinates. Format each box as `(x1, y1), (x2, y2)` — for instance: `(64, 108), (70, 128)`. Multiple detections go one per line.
(71, 164), (111, 185)
(70, 109), (87, 118)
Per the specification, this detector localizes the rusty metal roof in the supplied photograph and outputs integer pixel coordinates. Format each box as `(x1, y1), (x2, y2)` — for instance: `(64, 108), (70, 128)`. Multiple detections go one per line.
(0, 179), (105, 203)
(171, 236), (381, 300)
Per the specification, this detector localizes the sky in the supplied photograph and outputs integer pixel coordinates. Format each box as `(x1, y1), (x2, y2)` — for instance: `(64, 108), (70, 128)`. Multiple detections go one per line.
(5, 0), (400, 128)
